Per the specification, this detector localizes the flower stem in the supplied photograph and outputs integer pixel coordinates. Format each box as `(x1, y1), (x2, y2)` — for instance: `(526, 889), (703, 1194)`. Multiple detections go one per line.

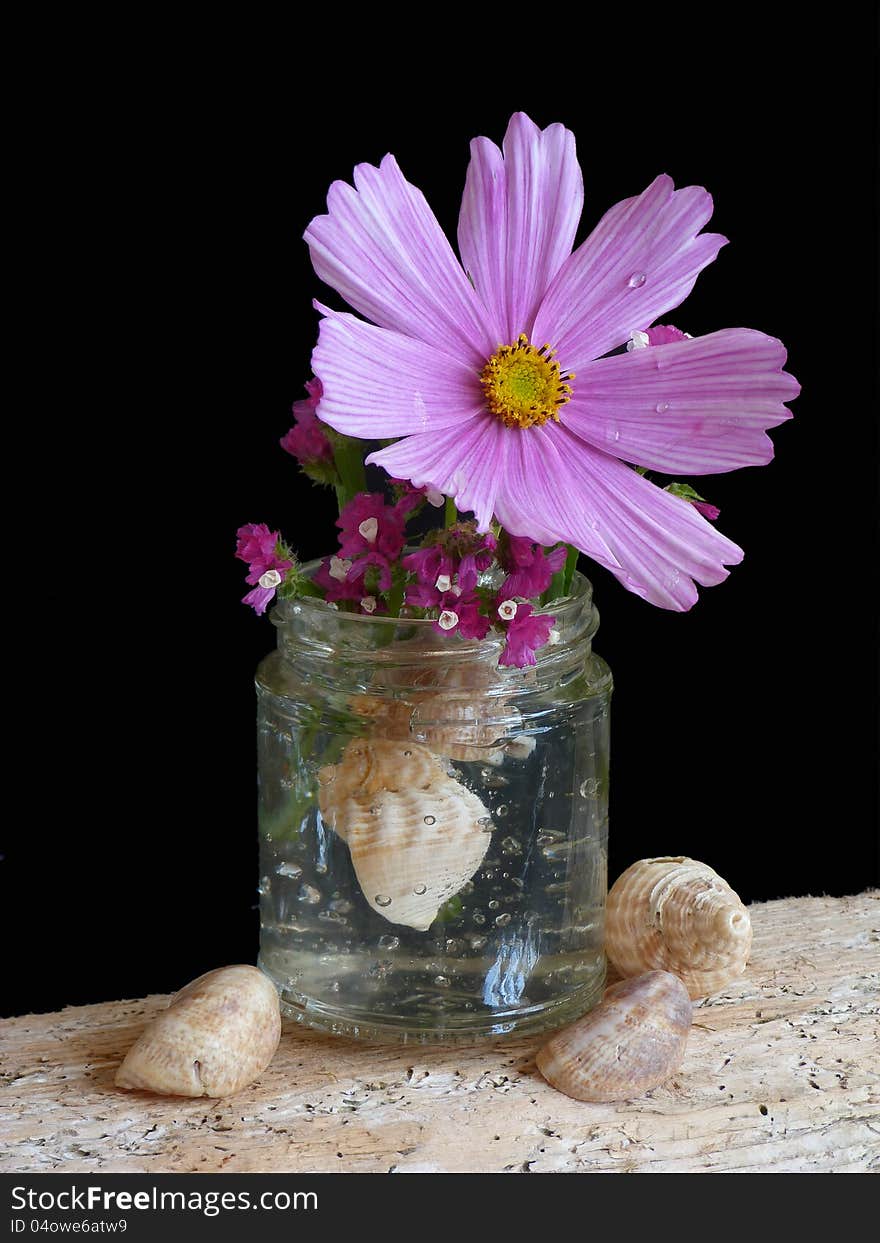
(331, 435), (367, 512)
(546, 543), (579, 602)
(562, 543), (579, 595)
(444, 495), (457, 529)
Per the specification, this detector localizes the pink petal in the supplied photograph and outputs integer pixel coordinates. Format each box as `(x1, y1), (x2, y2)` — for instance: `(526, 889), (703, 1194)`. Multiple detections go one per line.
(492, 424), (743, 611)
(310, 307), (484, 438)
(562, 329), (800, 473)
(305, 154), (495, 364)
(458, 112), (583, 343)
(533, 174), (726, 368)
(367, 416), (507, 534)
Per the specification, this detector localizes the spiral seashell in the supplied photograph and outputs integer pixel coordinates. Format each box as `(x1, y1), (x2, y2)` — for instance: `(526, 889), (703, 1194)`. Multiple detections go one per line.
(536, 970), (692, 1102)
(605, 856), (752, 999)
(115, 966), (281, 1098)
(318, 740), (493, 930)
(349, 646), (520, 763)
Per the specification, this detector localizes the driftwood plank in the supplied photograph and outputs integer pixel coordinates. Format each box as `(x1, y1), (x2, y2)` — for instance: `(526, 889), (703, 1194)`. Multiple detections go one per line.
(1, 892), (878, 1173)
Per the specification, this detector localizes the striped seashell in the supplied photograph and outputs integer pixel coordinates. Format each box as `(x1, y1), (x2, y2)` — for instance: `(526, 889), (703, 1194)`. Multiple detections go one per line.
(115, 966), (280, 1098)
(536, 970), (692, 1102)
(318, 740), (493, 930)
(605, 856), (752, 999)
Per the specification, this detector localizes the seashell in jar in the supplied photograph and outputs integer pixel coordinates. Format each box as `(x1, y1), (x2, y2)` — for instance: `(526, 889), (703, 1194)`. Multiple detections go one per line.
(115, 965), (281, 1098)
(352, 644), (521, 764)
(604, 856), (752, 999)
(536, 970), (692, 1102)
(318, 739), (494, 930)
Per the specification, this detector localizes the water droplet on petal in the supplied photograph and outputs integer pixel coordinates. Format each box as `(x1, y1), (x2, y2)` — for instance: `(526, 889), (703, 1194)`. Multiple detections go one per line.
(423, 815), (436, 825)
(656, 401), (670, 414)
(413, 883), (427, 895)
(627, 271), (647, 289)
(375, 894), (392, 907)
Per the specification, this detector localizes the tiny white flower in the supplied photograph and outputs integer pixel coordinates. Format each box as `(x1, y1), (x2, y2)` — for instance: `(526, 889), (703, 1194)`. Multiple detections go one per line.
(435, 574), (452, 593)
(425, 488), (444, 507)
(358, 517), (379, 544)
(258, 568), (282, 590)
(438, 609), (459, 631)
(497, 599), (518, 622)
(329, 555), (352, 582)
(626, 330), (650, 351)
(360, 596), (377, 614)
(548, 628), (561, 645)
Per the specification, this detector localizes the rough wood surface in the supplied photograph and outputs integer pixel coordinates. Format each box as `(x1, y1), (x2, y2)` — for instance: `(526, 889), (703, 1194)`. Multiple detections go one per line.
(2, 892), (878, 1174)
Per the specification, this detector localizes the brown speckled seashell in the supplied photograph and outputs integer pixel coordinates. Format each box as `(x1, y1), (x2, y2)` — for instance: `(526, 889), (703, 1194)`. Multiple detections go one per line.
(115, 966), (281, 1098)
(605, 856), (752, 999)
(318, 740), (493, 930)
(351, 648), (520, 763)
(536, 970), (692, 1102)
(317, 738), (445, 803)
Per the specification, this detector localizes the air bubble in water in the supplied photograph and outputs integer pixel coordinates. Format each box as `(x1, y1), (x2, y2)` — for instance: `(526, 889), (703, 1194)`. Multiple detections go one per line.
(580, 777), (599, 798)
(496, 804), (508, 818)
(275, 862), (302, 879)
(298, 884), (322, 905)
(501, 836), (522, 856)
(494, 913), (512, 927)
(378, 934), (400, 950)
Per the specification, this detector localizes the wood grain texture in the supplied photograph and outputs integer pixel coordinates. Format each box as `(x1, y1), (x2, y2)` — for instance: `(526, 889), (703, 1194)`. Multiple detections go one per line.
(2, 892), (878, 1174)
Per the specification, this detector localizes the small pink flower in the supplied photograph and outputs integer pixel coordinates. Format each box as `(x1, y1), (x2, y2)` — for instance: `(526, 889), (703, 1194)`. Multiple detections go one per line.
(337, 493), (407, 561)
(346, 550), (394, 592)
(498, 602), (556, 668)
(242, 584), (279, 615)
(627, 324), (690, 350)
(236, 522), (292, 586)
(431, 597), (491, 640)
(500, 536), (566, 599)
(390, 479), (445, 515)
(280, 378), (333, 465)
(235, 522), (279, 566)
(313, 556), (361, 602)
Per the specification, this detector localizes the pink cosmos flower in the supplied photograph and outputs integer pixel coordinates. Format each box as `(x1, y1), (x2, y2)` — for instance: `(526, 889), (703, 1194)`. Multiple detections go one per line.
(280, 378), (333, 465)
(500, 536), (567, 599)
(306, 112), (799, 611)
(497, 602), (556, 667)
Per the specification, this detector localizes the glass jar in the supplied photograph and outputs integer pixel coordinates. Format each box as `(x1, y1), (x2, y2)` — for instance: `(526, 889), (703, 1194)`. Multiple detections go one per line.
(256, 566), (612, 1043)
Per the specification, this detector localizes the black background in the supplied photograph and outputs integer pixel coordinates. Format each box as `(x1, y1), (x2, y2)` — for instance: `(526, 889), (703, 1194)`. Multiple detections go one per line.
(6, 13), (877, 1016)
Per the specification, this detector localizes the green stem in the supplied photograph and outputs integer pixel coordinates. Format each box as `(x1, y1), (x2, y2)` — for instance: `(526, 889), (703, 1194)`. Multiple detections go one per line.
(546, 543), (579, 603)
(332, 435), (367, 512)
(562, 543), (579, 595)
(444, 495), (457, 529)
(385, 564), (406, 619)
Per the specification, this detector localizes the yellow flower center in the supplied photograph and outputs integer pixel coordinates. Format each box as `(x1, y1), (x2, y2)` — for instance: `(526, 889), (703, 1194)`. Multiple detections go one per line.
(480, 334), (574, 429)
